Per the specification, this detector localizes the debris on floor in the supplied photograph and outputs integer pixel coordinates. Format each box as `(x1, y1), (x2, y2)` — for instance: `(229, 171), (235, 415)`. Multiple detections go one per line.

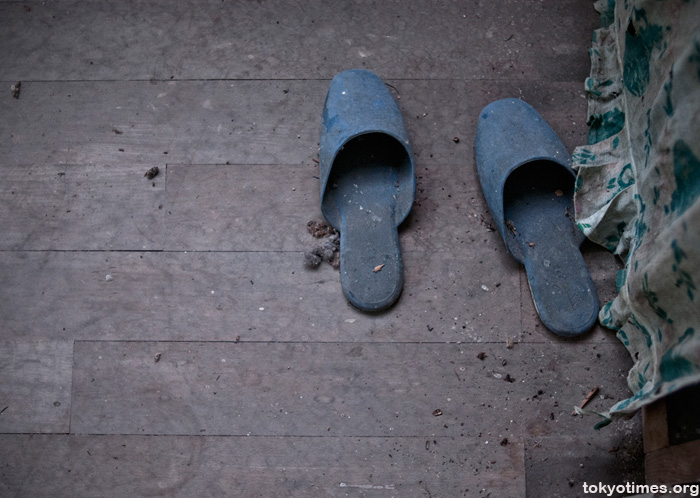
(573, 386), (599, 415)
(307, 220), (336, 238)
(11, 81), (21, 99)
(303, 247), (323, 268)
(304, 220), (340, 269)
(480, 214), (496, 232)
(144, 166), (159, 180)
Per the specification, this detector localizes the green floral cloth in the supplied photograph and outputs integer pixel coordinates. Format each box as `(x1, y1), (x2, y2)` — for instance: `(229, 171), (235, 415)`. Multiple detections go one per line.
(573, 0), (700, 427)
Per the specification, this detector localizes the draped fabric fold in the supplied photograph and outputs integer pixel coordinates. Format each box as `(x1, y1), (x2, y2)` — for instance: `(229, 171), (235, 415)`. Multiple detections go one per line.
(573, 0), (700, 425)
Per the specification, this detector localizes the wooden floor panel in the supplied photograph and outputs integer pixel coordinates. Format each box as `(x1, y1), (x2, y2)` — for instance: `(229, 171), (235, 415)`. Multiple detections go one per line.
(0, 434), (525, 497)
(0, 341), (73, 433)
(0, 250), (521, 343)
(0, 80), (587, 168)
(0, 0), (645, 494)
(0, 0), (596, 82)
(70, 341), (635, 439)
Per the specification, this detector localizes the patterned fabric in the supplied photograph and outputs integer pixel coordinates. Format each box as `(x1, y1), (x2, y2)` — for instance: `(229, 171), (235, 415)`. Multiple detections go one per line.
(573, 0), (700, 426)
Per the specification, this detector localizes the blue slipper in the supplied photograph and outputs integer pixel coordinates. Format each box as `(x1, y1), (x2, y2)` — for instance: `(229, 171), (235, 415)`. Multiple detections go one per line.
(319, 69), (415, 311)
(475, 98), (598, 336)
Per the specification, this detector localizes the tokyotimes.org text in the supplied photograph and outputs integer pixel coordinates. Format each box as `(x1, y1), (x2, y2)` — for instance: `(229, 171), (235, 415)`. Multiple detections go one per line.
(583, 482), (700, 496)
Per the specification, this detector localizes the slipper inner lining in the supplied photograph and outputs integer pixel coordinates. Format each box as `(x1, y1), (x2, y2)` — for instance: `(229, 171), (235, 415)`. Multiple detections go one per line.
(324, 134), (410, 310)
(503, 161), (598, 335)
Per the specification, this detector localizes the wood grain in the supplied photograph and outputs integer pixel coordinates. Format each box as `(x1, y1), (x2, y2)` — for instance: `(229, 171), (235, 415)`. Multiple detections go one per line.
(643, 398), (669, 454)
(0, 341), (73, 433)
(0, 164), (164, 251)
(0, 80), (587, 168)
(0, 0), (596, 82)
(0, 250), (521, 343)
(0, 434), (525, 497)
(645, 439), (700, 486)
(71, 341), (636, 438)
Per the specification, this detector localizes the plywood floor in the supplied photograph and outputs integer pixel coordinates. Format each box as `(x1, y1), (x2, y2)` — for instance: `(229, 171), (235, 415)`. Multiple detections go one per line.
(0, 1), (644, 496)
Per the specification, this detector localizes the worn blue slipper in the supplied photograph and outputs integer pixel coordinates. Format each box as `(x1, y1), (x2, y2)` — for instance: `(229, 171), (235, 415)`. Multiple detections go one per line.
(475, 98), (598, 337)
(319, 69), (415, 311)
